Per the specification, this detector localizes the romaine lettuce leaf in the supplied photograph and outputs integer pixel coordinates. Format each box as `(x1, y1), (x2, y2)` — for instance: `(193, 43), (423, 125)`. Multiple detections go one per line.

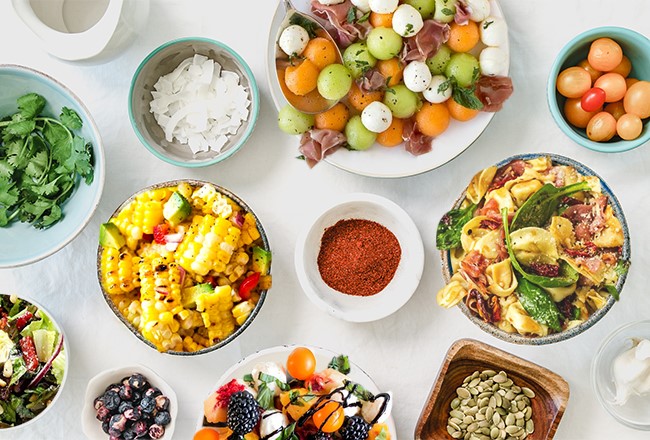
(51, 349), (66, 384)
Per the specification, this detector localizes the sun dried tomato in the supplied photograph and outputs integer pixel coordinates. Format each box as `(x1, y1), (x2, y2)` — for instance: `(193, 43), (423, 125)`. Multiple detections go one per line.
(529, 262), (560, 277)
(557, 294), (577, 320)
(0, 315), (7, 331)
(467, 289), (501, 323)
(19, 336), (39, 371)
(565, 241), (598, 258)
(14, 311), (34, 330)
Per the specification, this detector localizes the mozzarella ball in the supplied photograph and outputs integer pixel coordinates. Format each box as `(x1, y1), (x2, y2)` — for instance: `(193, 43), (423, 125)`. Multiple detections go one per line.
(480, 16), (508, 47)
(351, 0), (371, 13)
(260, 410), (289, 440)
(279, 25), (309, 56)
(466, 0), (491, 22)
(361, 101), (393, 133)
(361, 392), (393, 424)
(423, 75), (452, 103)
(331, 389), (361, 417)
(318, 0), (346, 5)
(479, 46), (508, 76)
(403, 60), (432, 93)
(392, 4), (424, 37)
(369, 0), (399, 14)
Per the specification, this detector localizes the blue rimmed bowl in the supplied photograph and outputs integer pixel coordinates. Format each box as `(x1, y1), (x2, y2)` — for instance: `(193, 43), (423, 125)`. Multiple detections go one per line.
(129, 37), (260, 167)
(547, 26), (650, 153)
(0, 64), (105, 268)
(440, 153), (631, 345)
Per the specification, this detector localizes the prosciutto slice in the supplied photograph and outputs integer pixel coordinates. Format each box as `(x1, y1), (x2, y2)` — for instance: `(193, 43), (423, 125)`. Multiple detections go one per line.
(401, 20), (450, 63)
(403, 118), (433, 156)
(475, 75), (514, 112)
(454, 1), (472, 25)
(311, 0), (371, 48)
(562, 195), (608, 242)
(357, 68), (386, 93)
(489, 159), (526, 190)
(299, 129), (347, 168)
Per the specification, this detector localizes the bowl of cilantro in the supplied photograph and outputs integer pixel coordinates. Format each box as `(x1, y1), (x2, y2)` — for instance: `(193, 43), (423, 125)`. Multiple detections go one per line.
(0, 64), (105, 267)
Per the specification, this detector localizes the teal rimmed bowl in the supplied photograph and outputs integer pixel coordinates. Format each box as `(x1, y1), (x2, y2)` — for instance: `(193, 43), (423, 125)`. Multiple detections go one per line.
(0, 64), (105, 268)
(547, 26), (650, 153)
(129, 37), (259, 167)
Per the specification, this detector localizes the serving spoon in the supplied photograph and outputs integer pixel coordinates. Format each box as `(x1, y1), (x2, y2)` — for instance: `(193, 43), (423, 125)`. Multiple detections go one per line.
(274, 0), (343, 114)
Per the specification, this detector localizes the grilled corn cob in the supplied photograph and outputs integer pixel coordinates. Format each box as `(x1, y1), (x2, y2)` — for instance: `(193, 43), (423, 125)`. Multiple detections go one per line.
(101, 247), (140, 294)
(175, 214), (241, 276)
(237, 213), (261, 247)
(232, 301), (255, 326)
(138, 253), (183, 305)
(195, 285), (236, 343)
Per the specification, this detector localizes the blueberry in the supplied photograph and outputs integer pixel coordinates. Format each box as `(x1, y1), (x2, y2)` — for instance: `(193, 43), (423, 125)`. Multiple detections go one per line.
(123, 430), (136, 440)
(103, 390), (121, 411)
(128, 374), (148, 390)
(133, 420), (148, 436)
(132, 391), (142, 403)
(102, 421), (110, 434)
(96, 405), (111, 422)
(149, 424), (165, 439)
(105, 382), (121, 392)
(154, 411), (171, 426)
(118, 401), (134, 414)
(154, 395), (169, 411)
(139, 396), (155, 414)
(108, 427), (122, 438)
(119, 385), (133, 401)
(124, 407), (142, 421)
(144, 387), (161, 399)
(94, 396), (105, 410)
(110, 414), (127, 432)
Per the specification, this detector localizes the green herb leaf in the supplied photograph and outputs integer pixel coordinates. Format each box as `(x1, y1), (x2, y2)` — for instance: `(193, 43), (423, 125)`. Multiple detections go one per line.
(453, 85), (483, 110)
(571, 306), (581, 320)
(437, 78), (453, 94)
(405, 23), (415, 35)
(515, 274), (563, 332)
(328, 354), (351, 374)
(6, 120), (36, 137)
(347, 6), (357, 23)
(59, 107), (82, 130)
(614, 259), (630, 277)
(483, 20), (494, 29)
(243, 373), (254, 383)
(436, 203), (477, 250)
(17, 93), (45, 120)
(442, 7), (455, 15)
(358, 11), (371, 23)
(604, 284), (620, 301)
(277, 423), (299, 440)
(510, 181), (591, 230)
(289, 14), (317, 39)
(256, 382), (274, 410)
(345, 380), (374, 401)
(0, 178), (19, 207)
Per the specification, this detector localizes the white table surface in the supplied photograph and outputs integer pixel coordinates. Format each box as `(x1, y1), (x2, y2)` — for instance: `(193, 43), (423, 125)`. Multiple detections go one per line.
(1, 1), (649, 439)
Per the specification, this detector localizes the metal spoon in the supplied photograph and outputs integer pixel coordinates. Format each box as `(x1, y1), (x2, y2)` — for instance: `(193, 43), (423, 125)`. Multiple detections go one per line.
(274, 0), (343, 114)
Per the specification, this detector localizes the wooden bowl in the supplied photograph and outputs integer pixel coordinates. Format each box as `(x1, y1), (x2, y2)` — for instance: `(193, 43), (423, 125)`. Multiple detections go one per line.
(415, 339), (570, 440)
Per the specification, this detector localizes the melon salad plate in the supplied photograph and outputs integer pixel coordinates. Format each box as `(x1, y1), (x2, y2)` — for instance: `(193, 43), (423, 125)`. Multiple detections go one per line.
(197, 345), (397, 437)
(267, 0), (511, 178)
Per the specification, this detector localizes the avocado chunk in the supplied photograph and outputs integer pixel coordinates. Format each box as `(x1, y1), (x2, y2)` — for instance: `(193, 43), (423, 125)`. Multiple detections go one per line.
(181, 283), (214, 309)
(251, 246), (272, 275)
(163, 192), (192, 224)
(99, 222), (126, 249)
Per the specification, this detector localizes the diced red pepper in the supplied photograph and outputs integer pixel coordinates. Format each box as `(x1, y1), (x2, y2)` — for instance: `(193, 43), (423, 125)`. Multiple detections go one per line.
(153, 224), (169, 244)
(238, 273), (260, 300)
(15, 310), (34, 330)
(204, 275), (218, 288)
(19, 336), (39, 371)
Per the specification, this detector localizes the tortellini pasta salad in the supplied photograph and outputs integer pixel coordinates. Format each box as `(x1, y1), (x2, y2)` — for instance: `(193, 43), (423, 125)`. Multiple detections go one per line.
(436, 156), (629, 338)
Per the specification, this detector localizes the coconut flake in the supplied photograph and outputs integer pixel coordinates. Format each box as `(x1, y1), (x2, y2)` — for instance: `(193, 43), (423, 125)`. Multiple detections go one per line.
(150, 55), (251, 154)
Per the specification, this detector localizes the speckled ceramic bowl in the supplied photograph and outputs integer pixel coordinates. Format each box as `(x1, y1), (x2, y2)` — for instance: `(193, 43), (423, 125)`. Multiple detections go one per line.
(440, 153), (631, 345)
(129, 37), (259, 167)
(96, 179), (271, 356)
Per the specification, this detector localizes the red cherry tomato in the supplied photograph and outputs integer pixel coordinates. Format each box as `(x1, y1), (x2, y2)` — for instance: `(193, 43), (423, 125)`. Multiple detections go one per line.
(581, 87), (606, 112)
(238, 272), (260, 300)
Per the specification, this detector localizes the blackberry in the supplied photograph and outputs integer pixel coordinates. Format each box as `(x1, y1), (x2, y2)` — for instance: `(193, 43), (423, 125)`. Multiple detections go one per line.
(340, 416), (371, 440)
(227, 391), (261, 438)
(311, 433), (333, 440)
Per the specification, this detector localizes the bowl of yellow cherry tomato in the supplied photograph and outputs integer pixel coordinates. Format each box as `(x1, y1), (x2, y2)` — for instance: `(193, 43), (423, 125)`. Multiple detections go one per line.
(96, 179), (272, 355)
(548, 26), (650, 152)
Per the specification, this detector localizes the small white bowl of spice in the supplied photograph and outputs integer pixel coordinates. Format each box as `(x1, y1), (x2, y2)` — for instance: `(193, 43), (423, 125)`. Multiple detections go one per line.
(129, 37), (259, 167)
(294, 193), (424, 322)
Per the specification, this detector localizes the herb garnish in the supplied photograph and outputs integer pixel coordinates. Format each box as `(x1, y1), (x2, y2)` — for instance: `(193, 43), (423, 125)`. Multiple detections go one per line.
(451, 68), (484, 110)
(345, 380), (374, 401)
(483, 20), (494, 29)
(255, 372), (290, 410)
(289, 14), (317, 38)
(328, 354), (351, 374)
(0, 93), (94, 229)
(442, 7), (455, 16)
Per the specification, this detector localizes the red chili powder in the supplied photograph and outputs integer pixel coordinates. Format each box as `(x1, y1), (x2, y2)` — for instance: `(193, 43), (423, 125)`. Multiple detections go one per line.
(317, 219), (401, 297)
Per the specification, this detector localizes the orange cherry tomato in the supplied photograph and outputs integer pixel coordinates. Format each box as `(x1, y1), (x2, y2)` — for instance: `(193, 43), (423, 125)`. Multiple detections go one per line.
(312, 400), (345, 433)
(610, 55), (632, 77)
(588, 38), (623, 72)
(593, 73), (627, 102)
(287, 347), (316, 380)
(564, 97), (600, 128)
(556, 66), (592, 98)
(577, 59), (602, 83)
(194, 428), (221, 440)
(624, 80), (650, 119)
(586, 112), (617, 142)
(604, 101), (626, 120)
(616, 113), (643, 140)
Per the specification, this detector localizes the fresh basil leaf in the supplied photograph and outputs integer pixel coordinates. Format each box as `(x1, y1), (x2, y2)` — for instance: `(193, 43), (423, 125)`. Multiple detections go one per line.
(452, 86), (483, 110)
(345, 380), (374, 401)
(328, 354), (351, 374)
(614, 259), (630, 277)
(243, 373), (254, 383)
(436, 203), (477, 250)
(347, 6), (357, 23)
(277, 423), (299, 440)
(289, 14), (317, 38)
(377, 426), (389, 440)
(442, 7), (454, 15)
(510, 181), (591, 230)
(515, 274), (563, 332)
(256, 382), (274, 410)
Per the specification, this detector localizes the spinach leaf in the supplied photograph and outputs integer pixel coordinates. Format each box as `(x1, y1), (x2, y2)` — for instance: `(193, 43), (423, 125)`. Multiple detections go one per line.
(614, 259), (630, 277)
(436, 203), (477, 250)
(604, 284), (619, 301)
(328, 354), (351, 374)
(510, 181), (590, 230)
(515, 274), (563, 332)
(503, 209), (579, 288)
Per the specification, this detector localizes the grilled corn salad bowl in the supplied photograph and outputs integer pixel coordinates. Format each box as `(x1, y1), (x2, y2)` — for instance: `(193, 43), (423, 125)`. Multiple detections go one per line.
(97, 180), (271, 354)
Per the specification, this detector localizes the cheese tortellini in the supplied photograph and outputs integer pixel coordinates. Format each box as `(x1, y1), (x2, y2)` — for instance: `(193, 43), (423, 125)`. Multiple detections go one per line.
(486, 259), (518, 297)
(510, 227), (559, 266)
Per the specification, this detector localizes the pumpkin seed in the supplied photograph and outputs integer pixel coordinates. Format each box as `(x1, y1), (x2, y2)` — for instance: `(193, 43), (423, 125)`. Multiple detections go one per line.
(522, 387), (535, 398)
(525, 419), (534, 434)
(458, 387), (472, 399)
